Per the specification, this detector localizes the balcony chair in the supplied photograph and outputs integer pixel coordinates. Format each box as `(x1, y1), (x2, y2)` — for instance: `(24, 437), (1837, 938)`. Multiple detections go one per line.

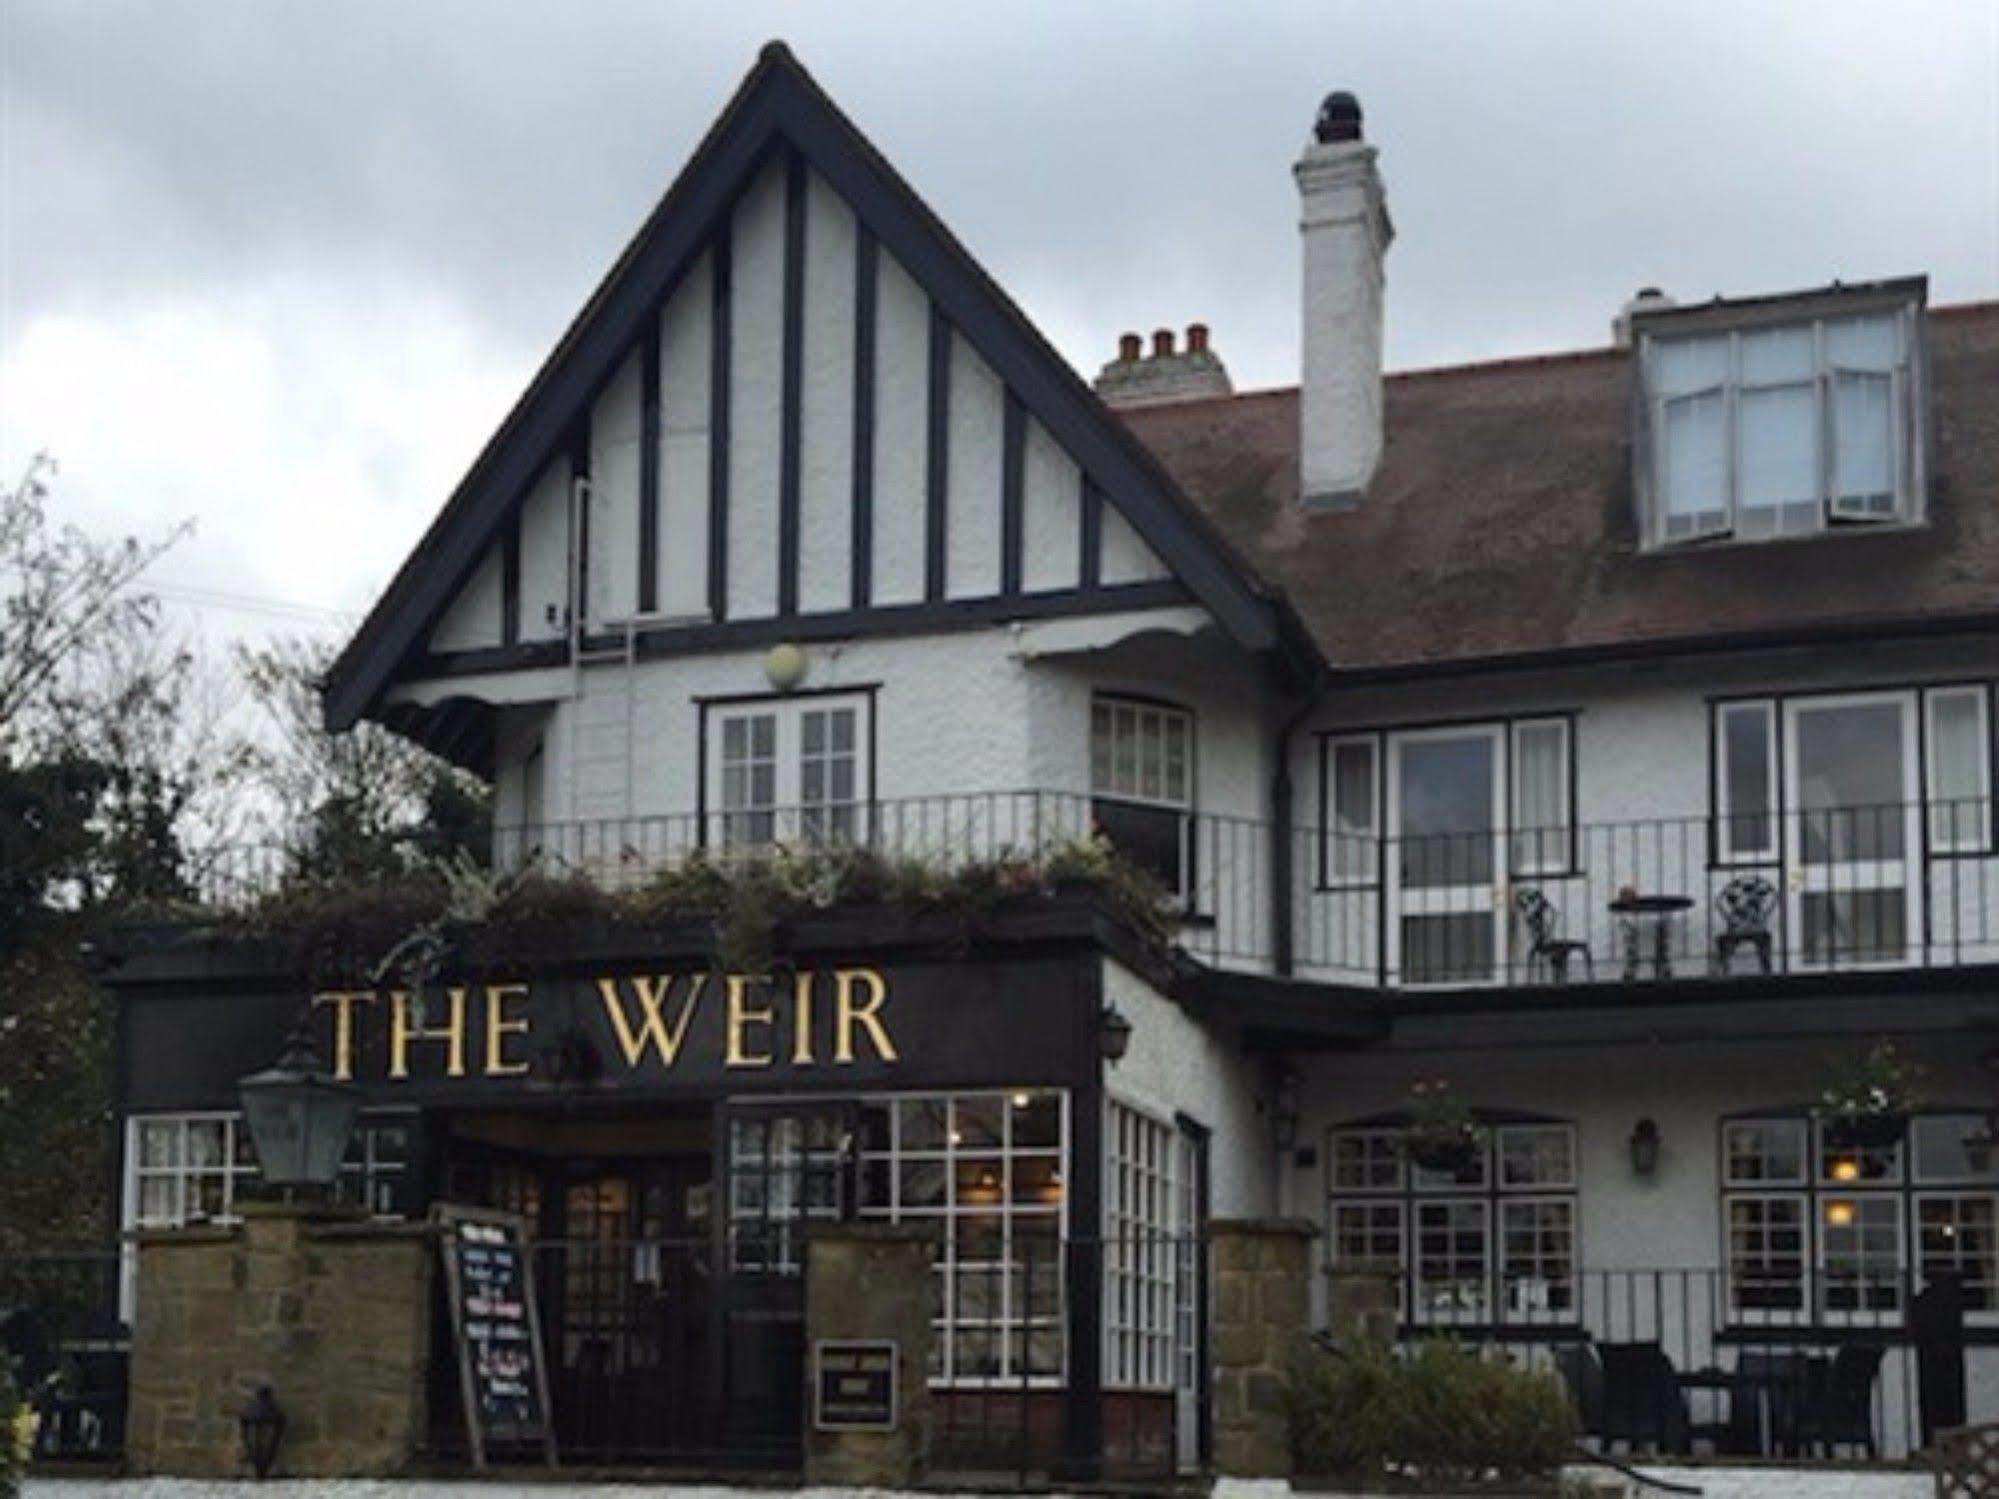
(1598, 1341), (1690, 1455)
(1726, 1349), (1813, 1457)
(1795, 1344), (1883, 1459)
(1514, 887), (1593, 984)
(1714, 875), (1778, 975)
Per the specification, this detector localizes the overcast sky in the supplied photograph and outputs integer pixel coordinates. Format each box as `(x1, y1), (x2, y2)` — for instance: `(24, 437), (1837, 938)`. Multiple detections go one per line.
(3, 0), (1996, 642)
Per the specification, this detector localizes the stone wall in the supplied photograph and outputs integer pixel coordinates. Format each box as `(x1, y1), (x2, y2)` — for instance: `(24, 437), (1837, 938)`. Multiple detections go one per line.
(802, 1220), (938, 1488)
(126, 1205), (432, 1478)
(1210, 1217), (1315, 1479)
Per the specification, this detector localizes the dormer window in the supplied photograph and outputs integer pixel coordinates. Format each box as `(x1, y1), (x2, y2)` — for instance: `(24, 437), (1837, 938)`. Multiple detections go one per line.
(1639, 293), (1922, 549)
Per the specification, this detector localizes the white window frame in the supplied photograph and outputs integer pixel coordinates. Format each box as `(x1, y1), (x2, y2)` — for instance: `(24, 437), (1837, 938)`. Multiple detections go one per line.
(1324, 734), (1380, 889)
(1723, 1190), (1811, 1323)
(1509, 717), (1573, 877)
(1716, 700), (1781, 865)
(703, 691), (871, 847)
(1815, 1191), (1905, 1323)
(849, 1088), (1069, 1389)
(1104, 1096), (1182, 1392)
(1925, 685), (1992, 854)
(1090, 696), (1195, 811)
(1642, 304), (1919, 549)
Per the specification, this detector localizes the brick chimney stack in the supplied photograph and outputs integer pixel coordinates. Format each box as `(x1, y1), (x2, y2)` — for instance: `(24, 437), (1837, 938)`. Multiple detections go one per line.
(1094, 323), (1233, 409)
(1295, 89), (1392, 510)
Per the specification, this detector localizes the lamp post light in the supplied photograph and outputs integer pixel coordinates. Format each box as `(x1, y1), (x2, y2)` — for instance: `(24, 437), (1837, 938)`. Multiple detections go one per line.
(239, 1384), (285, 1479)
(238, 1019), (361, 1197)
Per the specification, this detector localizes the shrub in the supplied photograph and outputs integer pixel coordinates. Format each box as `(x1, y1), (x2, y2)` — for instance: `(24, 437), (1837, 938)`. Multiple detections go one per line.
(1287, 1335), (1575, 1488)
(0, 1353), (24, 1499)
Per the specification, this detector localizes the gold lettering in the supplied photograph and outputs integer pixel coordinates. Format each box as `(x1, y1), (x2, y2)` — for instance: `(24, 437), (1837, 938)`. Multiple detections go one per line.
(834, 968), (896, 1064)
(791, 969), (814, 1067)
(484, 983), (531, 1077)
(725, 975), (775, 1068)
(389, 987), (468, 1079)
(598, 974), (705, 1068)
(311, 990), (377, 1081)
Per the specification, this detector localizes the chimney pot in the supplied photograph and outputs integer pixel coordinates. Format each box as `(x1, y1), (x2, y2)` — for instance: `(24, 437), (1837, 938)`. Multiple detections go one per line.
(1117, 332), (1142, 362)
(1152, 328), (1176, 359)
(1186, 323), (1210, 354)
(1314, 91), (1363, 145)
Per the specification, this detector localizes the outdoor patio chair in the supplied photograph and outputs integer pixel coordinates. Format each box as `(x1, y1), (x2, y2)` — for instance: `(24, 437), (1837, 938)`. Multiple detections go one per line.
(1714, 875), (1778, 975)
(1598, 1341), (1690, 1454)
(1514, 887), (1593, 984)
(1726, 1349), (1812, 1457)
(1795, 1344), (1883, 1459)
(1553, 1339), (1606, 1440)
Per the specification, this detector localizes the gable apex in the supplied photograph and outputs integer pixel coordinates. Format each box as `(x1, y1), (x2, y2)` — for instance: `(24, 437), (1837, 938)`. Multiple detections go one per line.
(324, 44), (1314, 734)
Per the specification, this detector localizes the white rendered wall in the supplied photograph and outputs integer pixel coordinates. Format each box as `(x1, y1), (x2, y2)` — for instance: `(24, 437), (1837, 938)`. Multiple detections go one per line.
(724, 160), (785, 622)
(945, 330), (1004, 599)
(870, 251), (930, 606)
(797, 173), (856, 614)
(1103, 957), (1273, 1220)
(428, 547), (502, 652)
(1020, 416), (1082, 594)
(518, 459), (570, 642)
(657, 252), (713, 620)
(587, 348), (643, 624)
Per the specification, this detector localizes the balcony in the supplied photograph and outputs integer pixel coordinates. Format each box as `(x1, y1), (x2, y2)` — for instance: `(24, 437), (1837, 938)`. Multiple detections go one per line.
(160, 793), (1999, 996)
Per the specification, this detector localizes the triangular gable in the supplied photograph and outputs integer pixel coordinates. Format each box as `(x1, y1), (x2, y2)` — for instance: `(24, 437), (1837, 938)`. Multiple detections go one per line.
(324, 42), (1312, 732)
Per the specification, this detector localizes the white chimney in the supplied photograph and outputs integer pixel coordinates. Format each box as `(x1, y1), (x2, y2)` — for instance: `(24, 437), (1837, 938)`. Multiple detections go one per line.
(1295, 91), (1392, 510)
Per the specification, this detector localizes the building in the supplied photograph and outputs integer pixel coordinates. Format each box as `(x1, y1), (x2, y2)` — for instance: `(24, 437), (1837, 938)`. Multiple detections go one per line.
(106, 41), (1999, 1479)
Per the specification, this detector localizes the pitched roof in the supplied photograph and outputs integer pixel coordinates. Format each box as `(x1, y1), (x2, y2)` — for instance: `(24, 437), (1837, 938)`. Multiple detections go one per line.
(1123, 300), (1999, 677)
(323, 43), (1311, 733)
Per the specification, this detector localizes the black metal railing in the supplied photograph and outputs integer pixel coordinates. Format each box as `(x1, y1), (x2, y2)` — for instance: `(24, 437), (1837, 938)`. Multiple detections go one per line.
(0, 1250), (128, 1464)
(106, 792), (1999, 992)
(1366, 1265), (1985, 1462)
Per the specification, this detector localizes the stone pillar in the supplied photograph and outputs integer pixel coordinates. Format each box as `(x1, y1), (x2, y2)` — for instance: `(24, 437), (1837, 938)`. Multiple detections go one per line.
(802, 1221), (938, 1488)
(127, 1203), (432, 1477)
(1209, 1217), (1315, 1479)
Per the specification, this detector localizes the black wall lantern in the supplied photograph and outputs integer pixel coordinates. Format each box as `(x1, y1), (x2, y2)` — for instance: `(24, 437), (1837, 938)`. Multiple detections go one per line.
(1629, 1118), (1662, 1177)
(238, 1020), (361, 1194)
(1100, 1003), (1132, 1064)
(239, 1384), (285, 1479)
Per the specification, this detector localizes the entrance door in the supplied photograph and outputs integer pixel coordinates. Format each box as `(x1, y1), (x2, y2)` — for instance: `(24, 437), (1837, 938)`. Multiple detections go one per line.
(1389, 726), (1507, 985)
(713, 1100), (857, 1459)
(1172, 1122), (1210, 1475)
(1784, 693), (1920, 968)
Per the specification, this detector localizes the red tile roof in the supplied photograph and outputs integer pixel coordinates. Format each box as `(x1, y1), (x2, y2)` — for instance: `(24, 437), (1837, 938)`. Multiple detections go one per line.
(1122, 302), (1999, 675)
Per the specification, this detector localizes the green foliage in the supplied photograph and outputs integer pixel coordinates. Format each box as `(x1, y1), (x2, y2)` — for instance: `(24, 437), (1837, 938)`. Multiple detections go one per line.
(0, 1351), (23, 1499)
(1287, 1336), (1576, 1488)
(1819, 1038), (1926, 1119)
(0, 948), (111, 1250)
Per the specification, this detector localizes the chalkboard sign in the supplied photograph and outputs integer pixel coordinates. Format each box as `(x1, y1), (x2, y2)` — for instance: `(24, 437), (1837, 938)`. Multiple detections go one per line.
(432, 1205), (557, 1468)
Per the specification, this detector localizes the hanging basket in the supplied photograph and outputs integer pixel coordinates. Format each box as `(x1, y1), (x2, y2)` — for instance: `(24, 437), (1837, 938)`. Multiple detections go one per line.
(1406, 1135), (1483, 1176)
(1823, 1112), (1907, 1151)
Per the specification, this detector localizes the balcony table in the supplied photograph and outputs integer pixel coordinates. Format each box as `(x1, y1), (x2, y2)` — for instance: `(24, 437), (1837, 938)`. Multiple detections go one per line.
(1608, 893), (1695, 981)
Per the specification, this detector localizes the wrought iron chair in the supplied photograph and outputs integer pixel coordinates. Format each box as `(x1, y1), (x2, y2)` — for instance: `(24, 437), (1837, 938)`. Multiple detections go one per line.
(1514, 886), (1593, 983)
(1714, 875), (1778, 975)
(1598, 1341), (1690, 1454)
(1796, 1344), (1883, 1459)
(1553, 1339), (1606, 1440)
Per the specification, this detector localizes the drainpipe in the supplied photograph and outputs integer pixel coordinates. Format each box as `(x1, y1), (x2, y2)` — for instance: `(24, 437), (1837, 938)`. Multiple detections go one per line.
(1270, 675), (1327, 977)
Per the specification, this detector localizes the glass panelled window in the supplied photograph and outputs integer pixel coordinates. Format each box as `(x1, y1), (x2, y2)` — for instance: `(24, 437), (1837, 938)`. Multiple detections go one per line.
(1723, 1112), (1999, 1321)
(707, 693), (870, 848)
(1327, 736), (1378, 886)
(1090, 697), (1195, 902)
(1927, 687), (1992, 853)
(854, 1090), (1066, 1386)
(1104, 1101), (1182, 1391)
(1717, 701), (1778, 864)
(128, 1112), (411, 1229)
(1328, 1120), (1576, 1325)
(1510, 719), (1572, 875)
(726, 1111), (846, 1273)
(1644, 306), (1915, 548)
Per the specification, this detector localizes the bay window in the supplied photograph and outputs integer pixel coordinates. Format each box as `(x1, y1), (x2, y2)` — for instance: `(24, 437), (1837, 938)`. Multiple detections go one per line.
(1328, 1119), (1577, 1324)
(1722, 1111), (1999, 1321)
(1643, 302), (1919, 548)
